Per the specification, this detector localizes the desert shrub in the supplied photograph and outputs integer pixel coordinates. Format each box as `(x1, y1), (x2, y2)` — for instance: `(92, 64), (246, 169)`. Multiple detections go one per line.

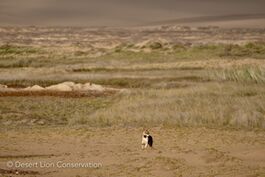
(172, 44), (186, 51)
(220, 44), (233, 57)
(244, 42), (265, 55)
(149, 42), (163, 50)
(114, 47), (122, 53)
(0, 58), (34, 68)
(13, 59), (34, 67)
(74, 50), (88, 56)
(230, 45), (249, 57)
(112, 43), (135, 53)
(125, 43), (135, 48)
(219, 43), (265, 58)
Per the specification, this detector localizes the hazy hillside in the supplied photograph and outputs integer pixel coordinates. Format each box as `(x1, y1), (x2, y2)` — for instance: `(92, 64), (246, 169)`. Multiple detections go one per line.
(147, 14), (265, 28)
(0, 0), (265, 26)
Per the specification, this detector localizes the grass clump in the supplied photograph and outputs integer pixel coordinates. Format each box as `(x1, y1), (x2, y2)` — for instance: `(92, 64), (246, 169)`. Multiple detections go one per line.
(210, 67), (265, 83)
(219, 42), (265, 58)
(0, 58), (34, 68)
(170, 43), (265, 59)
(0, 44), (39, 55)
(149, 42), (163, 50)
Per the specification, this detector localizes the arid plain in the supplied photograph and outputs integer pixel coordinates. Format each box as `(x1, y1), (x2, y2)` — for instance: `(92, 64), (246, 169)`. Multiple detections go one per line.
(0, 25), (265, 177)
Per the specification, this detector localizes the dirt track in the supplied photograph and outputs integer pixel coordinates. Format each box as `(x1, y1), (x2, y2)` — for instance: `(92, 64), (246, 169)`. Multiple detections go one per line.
(0, 127), (264, 177)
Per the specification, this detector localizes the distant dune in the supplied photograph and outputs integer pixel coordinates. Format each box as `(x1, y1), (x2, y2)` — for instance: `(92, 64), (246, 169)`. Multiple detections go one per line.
(146, 14), (265, 28)
(1, 0), (265, 27)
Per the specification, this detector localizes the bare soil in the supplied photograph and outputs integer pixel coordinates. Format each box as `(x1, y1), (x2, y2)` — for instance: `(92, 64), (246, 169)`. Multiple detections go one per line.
(0, 127), (264, 177)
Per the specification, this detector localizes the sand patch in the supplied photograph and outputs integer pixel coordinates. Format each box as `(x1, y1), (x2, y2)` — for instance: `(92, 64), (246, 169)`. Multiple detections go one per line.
(0, 82), (120, 97)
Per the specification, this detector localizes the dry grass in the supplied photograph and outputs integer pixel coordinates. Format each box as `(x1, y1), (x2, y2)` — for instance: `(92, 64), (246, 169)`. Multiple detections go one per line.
(0, 27), (265, 130)
(1, 82), (264, 129)
(88, 83), (265, 129)
(0, 60), (265, 129)
(0, 42), (265, 68)
(0, 96), (115, 126)
(209, 66), (265, 83)
(0, 27), (265, 177)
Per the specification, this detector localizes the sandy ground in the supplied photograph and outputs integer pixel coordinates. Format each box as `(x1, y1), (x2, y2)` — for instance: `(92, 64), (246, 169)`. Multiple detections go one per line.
(0, 127), (264, 177)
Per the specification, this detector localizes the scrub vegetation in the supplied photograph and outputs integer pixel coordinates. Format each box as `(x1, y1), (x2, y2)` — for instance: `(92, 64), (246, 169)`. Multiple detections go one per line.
(0, 26), (265, 177)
